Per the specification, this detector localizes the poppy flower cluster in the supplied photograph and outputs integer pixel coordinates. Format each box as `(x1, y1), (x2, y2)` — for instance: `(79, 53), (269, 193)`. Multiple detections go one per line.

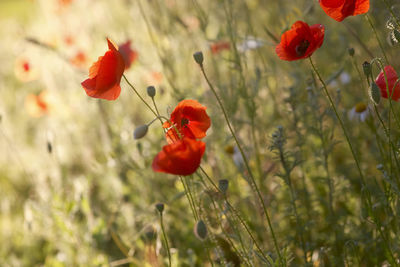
(375, 65), (400, 101)
(152, 100), (210, 176)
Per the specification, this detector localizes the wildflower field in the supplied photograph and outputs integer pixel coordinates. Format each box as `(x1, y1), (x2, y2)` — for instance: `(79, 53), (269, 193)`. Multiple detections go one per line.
(2, 0), (400, 266)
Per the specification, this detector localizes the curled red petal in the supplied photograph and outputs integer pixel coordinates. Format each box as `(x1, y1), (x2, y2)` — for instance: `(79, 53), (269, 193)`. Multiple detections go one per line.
(81, 38), (125, 100)
(152, 138), (206, 176)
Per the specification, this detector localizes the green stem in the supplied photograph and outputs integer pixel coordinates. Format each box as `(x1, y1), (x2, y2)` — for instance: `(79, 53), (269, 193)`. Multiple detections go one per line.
(365, 14), (389, 65)
(122, 74), (158, 117)
(198, 65), (283, 264)
(159, 212), (172, 267)
(309, 57), (366, 185)
(198, 166), (272, 264)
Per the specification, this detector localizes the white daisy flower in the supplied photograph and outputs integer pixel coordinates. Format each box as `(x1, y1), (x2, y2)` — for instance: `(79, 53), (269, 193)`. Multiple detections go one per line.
(348, 102), (370, 122)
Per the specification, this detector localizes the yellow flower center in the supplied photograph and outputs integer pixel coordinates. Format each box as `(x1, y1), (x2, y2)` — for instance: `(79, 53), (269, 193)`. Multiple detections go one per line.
(355, 102), (367, 113)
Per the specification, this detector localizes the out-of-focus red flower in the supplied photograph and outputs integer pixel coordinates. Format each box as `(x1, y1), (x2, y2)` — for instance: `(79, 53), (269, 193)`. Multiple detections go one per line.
(15, 57), (38, 82)
(70, 51), (88, 68)
(118, 40), (138, 70)
(210, 41), (230, 54)
(375, 65), (400, 101)
(152, 137), (206, 176)
(81, 38), (125, 100)
(319, 0), (369, 22)
(25, 91), (50, 117)
(58, 0), (73, 7)
(276, 21), (325, 61)
(163, 99), (211, 144)
(64, 35), (75, 46)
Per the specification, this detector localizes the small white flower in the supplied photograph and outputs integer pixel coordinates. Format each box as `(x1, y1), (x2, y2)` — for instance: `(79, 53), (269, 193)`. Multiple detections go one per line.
(348, 102), (370, 122)
(238, 37), (265, 52)
(340, 72), (351, 84)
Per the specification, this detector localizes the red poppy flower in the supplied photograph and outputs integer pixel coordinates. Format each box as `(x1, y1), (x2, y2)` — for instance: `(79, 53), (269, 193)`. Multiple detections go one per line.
(152, 137), (206, 176)
(118, 40), (138, 70)
(319, 0), (369, 22)
(375, 65), (400, 101)
(276, 21), (325, 61)
(163, 99), (211, 144)
(210, 41), (230, 54)
(81, 38), (125, 100)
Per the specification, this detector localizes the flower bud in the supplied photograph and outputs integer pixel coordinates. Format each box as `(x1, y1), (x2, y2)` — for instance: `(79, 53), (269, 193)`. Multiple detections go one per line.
(218, 179), (229, 193)
(193, 51), (204, 65)
(133, 124), (148, 139)
(194, 220), (207, 240)
(362, 61), (372, 78)
(147, 86), (156, 98)
(155, 203), (164, 213)
(348, 48), (355, 57)
(394, 29), (400, 43)
(369, 82), (381, 105)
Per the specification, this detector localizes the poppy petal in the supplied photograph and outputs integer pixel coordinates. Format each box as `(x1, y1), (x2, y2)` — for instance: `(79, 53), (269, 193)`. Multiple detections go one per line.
(152, 138), (206, 176)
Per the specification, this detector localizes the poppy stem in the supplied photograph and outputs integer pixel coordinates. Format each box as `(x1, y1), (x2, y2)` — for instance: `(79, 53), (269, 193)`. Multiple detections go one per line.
(198, 166), (271, 264)
(365, 14), (389, 65)
(158, 211), (172, 267)
(122, 74), (158, 117)
(309, 57), (367, 182)
(198, 66), (283, 265)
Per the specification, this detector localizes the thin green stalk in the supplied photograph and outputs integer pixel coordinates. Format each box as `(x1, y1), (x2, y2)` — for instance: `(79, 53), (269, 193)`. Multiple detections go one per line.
(159, 212), (172, 267)
(277, 146), (307, 263)
(198, 65), (283, 264)
(365, 14), (389, 64)
(122, 74), (158, 117)
(198, 166), (272, 264)
(179, 176), (199, 220)
(197, 173), (252, 267)
(309, 57), (366, 185)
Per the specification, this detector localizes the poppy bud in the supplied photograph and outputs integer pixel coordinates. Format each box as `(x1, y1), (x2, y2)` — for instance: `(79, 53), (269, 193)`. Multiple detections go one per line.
(363, 61), (372, 78)
(394, 29), (400, 43)
(348, 48), (355, 57)
(218, 179), (229, 193)
(369, 82), (381, 105)
(133, 124), (148, 139)
(193, 51), (204, 66)
(155, 203), (164, 213)
(147, 86), (156, 98)
(194, 220), (208, 240)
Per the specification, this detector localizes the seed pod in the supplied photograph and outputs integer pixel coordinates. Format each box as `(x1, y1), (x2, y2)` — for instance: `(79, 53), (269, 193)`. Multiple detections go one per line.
(348, 47), (355, 57)
(193, 51), (204, 66)
(218, 179), (229, 193)
(369, 82), (381, 105)
(393, 29), (400, 43)
(155, 203), (164, 213)
(147, 86), (156, 98)
(362, 61), (372, 78)
(194, 220), (207, 240)
(133, 124), (148, 139)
